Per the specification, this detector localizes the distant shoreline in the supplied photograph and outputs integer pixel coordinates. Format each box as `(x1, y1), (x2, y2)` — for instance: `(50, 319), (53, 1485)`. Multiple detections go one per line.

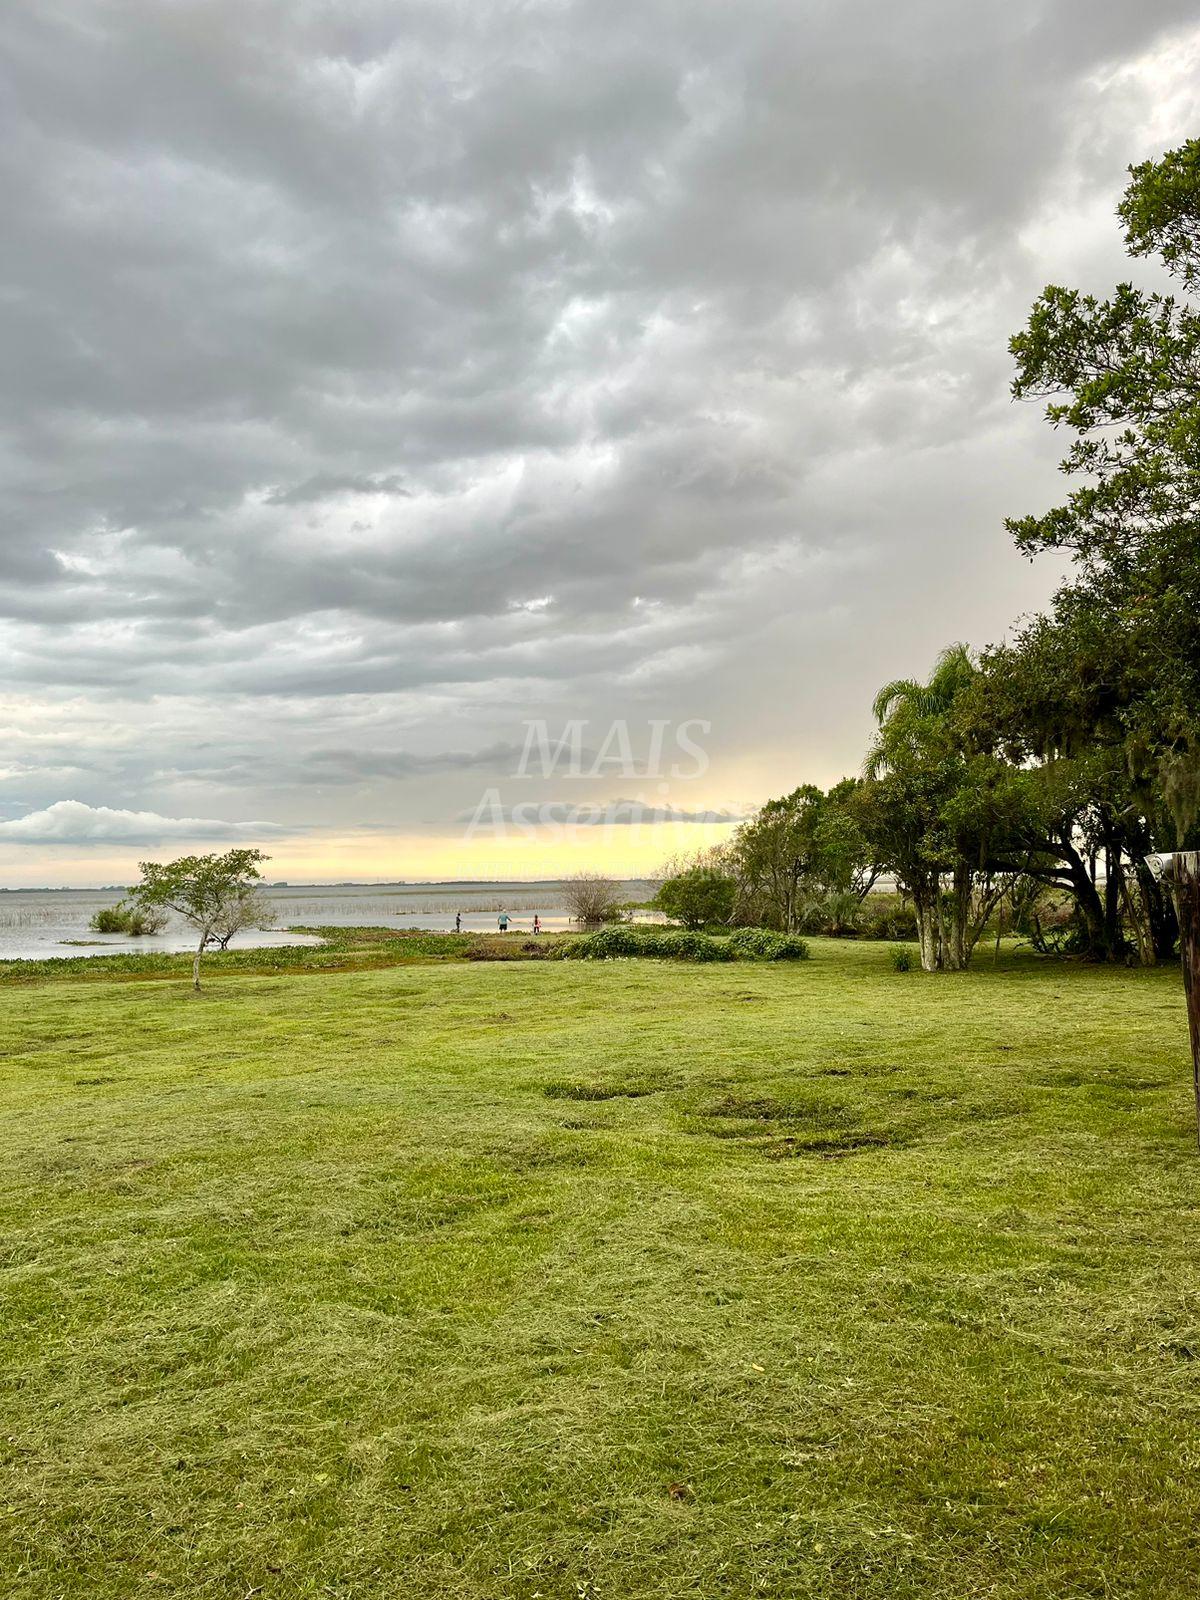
(0, 877), (657, 893)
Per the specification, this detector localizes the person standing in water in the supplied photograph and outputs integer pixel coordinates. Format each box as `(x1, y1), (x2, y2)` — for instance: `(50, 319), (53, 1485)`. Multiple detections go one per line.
(498, 910), (510, 932)
(454, 911), (461, 933)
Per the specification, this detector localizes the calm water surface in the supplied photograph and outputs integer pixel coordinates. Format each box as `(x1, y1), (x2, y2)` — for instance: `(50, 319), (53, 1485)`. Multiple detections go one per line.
(0, 880), (660, 961)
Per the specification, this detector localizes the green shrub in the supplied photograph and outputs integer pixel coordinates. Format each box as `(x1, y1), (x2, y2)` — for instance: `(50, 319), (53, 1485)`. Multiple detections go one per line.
(888, 944), (913, 972)
(563, 924), (808, 963)
(89, 905), (129, 933)
(564, 926), (735, 962)
(789, 892), (918, 940)
(88, 901), (167, 936)
(727, 927), (810, 961)
(846, 894), (917, 940)
(798, 890), (862, 937)
(658, 930), (735, 962)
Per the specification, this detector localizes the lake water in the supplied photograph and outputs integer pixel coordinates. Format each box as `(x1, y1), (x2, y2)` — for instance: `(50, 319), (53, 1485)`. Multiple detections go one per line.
(0, 880), (661, 961)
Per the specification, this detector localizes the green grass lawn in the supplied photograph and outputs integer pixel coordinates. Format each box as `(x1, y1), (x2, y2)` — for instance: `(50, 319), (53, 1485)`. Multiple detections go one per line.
(2, 939), (1199, 1598)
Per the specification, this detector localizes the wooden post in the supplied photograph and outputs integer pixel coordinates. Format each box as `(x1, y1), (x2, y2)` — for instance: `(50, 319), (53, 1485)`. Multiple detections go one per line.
(1152, 852), (1200, 1149)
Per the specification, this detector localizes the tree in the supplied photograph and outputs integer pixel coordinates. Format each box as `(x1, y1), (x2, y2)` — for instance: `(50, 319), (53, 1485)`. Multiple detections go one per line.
(654, 864), (736, 929)
(859, 644), (1036, 971)
(869, 643), (977, 733)
(731, 783), (876, 933)
(731, 786), (822, 933)
(130, 849), (269, 991)
(861, 646), (982, 971)
(855, 757), (954, 973)
(819, 778), (881, 901)
(1007, 137), (1200, 843)
(957, 620), (1178, 962)
(561, 872), (622, 924)
(211, 885), (276, 950)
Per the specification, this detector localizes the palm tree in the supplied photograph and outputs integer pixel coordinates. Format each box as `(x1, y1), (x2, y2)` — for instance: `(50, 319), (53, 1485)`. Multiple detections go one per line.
(871, 642), (976, 726)
(862, 645), (979, 971)
(866, 644), (976, 778)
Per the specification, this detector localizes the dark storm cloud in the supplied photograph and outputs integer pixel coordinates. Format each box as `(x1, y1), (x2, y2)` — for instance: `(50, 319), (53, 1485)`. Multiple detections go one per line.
(2, 0), (1199, 838)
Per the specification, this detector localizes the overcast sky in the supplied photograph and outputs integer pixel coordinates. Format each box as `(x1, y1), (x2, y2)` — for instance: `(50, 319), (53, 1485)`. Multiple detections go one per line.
(2, 1), (1198, 884)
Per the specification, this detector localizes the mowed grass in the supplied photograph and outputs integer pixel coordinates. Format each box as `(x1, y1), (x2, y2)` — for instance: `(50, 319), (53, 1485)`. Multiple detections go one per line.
(2, 941), (1199, 1599)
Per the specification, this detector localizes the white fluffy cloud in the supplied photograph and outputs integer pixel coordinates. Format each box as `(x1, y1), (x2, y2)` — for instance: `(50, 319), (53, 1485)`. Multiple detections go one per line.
(0, 801), (284, 846)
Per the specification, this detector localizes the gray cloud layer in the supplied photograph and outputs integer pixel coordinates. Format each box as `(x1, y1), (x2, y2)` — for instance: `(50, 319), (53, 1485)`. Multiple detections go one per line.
(2, 1), (1199, 851)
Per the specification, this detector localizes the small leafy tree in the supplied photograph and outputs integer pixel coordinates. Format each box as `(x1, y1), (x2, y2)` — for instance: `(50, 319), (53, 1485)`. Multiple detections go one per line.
(130, 849), (269, 991)
(730, 786), (828, 933)
(731, 782), (878, 933)
(654, 864), (736, 929)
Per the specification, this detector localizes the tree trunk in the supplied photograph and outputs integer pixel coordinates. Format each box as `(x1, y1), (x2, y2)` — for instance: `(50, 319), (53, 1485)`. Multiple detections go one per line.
(948, 861), (971, 971)
(912, 880), (940, 973)
(932, 873), (948, 971)
(1118, 873), (1154, 967)
(1103, 841), (1124, 959)
(777, 870), (797, 935)
(1060, 838), (1111, 960)
(193, 934), (205, 993)
(1166, 853), (1200, 1150)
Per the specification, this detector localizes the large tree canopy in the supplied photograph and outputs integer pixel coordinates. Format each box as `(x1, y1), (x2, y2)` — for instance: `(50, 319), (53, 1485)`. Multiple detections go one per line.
(1007, 139), (1200, 840)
